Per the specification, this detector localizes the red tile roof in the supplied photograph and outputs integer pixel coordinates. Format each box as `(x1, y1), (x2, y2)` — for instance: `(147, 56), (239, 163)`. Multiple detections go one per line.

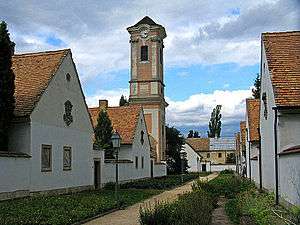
(262, 31), (300, 107)
(186, 138), (210, 152)
(12, 49), (69, 117)
(235, 132), (241, 153)
(89, 105), (142, 144)
(246, 99), (260, 142)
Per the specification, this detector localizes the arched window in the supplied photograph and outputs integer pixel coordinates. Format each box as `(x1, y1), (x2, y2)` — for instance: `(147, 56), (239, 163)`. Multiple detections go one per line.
(141, 46), (148, 61)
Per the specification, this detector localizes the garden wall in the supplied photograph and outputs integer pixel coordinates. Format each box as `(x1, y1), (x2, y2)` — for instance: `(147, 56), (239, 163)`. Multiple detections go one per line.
(153, 162), (167, 177)
(211, 164), (236, 172)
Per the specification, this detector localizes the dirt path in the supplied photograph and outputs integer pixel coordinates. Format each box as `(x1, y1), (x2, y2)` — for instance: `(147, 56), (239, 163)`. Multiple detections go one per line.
(85, 173), (218, 225)
(211, 197), (233, 225)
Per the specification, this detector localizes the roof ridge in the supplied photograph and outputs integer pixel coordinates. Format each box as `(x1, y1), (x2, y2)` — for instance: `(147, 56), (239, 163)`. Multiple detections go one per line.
(262, 31), (300, 36)
(14, 49), (70, 57)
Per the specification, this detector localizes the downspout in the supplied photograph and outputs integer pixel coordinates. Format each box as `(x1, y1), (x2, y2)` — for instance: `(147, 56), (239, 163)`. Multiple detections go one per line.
(258, 128), (263, 191)
(273, 108), (279, 205)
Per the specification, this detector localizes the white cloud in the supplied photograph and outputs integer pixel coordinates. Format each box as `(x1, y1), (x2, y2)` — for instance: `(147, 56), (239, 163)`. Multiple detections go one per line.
(166, 88), (252, 127)
(86, 88), (129, 107)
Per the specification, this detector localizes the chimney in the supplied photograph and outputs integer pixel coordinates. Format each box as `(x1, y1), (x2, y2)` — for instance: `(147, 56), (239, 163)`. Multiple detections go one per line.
(99, 100), (108, 110)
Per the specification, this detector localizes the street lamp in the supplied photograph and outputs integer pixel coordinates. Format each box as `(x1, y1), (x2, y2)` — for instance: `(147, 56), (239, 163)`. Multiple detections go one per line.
(111, 130), (121, 208)
(180, 148), (186, 183)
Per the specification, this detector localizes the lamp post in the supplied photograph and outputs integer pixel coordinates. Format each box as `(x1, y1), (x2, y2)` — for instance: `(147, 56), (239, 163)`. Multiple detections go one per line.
(111, 130), (121, 208)
(180, 149), (186, 184)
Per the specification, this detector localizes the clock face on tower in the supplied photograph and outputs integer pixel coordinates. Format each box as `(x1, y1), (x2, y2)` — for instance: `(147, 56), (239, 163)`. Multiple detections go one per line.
(140, 27), (149, 38)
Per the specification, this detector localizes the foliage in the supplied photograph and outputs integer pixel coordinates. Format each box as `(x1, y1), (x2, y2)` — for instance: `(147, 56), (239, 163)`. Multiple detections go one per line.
(187, 130), (200, 138)
(0, 21), (15, 149)
(252, 73), (261, 99)
(119, 95), (129, 106)
(226, 153), (236, 164)
(207, 105), (222, 138)
(139, 189), (213, 225)
(0, 189), (161, 225)
(220, 169), (235, 175)
(104, 174), (201, 190)
(166, 126), (187, 174)
(94, 109), (113, 158)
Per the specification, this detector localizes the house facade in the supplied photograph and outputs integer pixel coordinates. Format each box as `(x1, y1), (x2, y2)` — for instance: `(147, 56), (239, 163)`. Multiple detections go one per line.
(183, 142), (202, 172)
(245, 99), (260, 184)
(185, 138), (236, 172)
(88, 101), (166, 184)
(0, 49), (98, 200)
(260, 31), (300, 206)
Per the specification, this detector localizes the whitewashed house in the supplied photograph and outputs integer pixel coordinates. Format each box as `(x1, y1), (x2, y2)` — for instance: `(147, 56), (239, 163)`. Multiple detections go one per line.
(0, 49), (99, 200)
(183, 141), (202, 172)
(245, 99), (260, 185)
(260, 31), (300, 206)
(88, 100), (166, 184)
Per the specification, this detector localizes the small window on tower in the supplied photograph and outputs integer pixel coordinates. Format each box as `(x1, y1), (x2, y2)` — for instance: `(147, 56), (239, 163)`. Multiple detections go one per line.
(141, 45), (148, 61)
(160, 48), (163, 64)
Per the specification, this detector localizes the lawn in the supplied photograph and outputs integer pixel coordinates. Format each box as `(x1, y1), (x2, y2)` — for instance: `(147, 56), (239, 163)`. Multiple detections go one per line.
(0, 189), (161, 225)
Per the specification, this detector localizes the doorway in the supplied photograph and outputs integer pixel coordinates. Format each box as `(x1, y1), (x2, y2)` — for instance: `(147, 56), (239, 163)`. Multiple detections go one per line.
(94, 160), (101, 189)
(202, 164), (207, 172)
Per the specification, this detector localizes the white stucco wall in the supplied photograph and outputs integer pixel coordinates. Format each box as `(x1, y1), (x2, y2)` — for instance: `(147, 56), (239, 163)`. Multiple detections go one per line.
(260, 44), (276, 191)
(183, 144), (201, 172)
(211, 164), (236, 172)
(251, 160), (259, 185)
(279, 154), (300, 206)
(153, 163), (167, 177)
(28, 52), (94, 192)
(278, 112), (300, 152)
(8, 122), (31, 154)
(0, 157), (31, 194)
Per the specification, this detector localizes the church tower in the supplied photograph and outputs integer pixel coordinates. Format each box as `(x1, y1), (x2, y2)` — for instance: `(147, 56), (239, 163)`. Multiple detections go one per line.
(127, 16), (167, 162)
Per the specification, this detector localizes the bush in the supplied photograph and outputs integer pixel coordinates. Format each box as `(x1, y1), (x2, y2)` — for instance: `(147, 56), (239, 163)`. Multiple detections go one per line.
(139, 189), (213, 225)
(220, 169), (235, 175)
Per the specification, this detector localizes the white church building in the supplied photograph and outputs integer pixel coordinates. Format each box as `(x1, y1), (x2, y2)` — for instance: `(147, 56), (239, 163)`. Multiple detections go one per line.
(0, 49), (100, 200)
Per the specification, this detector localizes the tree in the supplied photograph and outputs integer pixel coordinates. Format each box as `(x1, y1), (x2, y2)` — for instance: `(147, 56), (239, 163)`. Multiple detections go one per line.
(252, 73), (261, 99)
(193, 131), (200, 138)
(207, 105), (222, 138)
(0, 21), (15, 150)
(119, 95), (129, 106)
(94, 109), (114, 158)
(226, 153), (236, 164)
(166, 126), (188, 174)
(187, 130), (194, 138)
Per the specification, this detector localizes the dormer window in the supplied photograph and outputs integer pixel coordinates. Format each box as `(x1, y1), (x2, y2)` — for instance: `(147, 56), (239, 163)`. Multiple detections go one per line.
(140, 130), (144, 145)
(141, 46), (148, 61)
(262, 92), (268, 120)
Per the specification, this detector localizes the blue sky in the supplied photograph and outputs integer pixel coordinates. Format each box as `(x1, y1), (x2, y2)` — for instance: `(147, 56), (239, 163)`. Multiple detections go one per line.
(1, 0), (299, 137)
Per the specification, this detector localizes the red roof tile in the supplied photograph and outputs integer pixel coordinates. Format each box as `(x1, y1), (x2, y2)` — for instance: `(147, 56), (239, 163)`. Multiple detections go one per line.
(12, 49), (69, 117)
(186, 138), (210, 152)
(240, 121), (247, 147)
(89, 105), (142, 144)
(246, 99), (260, 142)
(262, 31), (300, 107)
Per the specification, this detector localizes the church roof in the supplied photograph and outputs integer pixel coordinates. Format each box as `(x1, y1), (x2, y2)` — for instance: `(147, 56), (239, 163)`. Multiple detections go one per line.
(262, 31), (300, 107)
(89, 105), (142, 145)
(246, 99), (260, 142)
(12, 49), (69, 117)
(133, 16), (158, 27)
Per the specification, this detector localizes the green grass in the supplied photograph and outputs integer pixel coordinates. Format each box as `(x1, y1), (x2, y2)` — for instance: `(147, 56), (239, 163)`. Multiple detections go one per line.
(0, 189), (161, 225)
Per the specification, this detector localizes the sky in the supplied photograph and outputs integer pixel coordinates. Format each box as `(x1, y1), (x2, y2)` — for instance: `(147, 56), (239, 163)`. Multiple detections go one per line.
(1, 0), (299, 137)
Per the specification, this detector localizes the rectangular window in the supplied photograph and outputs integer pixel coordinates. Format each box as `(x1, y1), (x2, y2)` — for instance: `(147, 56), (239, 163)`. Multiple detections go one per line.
(207, 153), (210, 158)
(160, 48), (163, 64)
(141, 46), (148, 61)
(141, 156), (144, 169)
(41, 145), (52, 172)
(218, 153), (222, 158)
(135, 156), (138, 169)
(63, 146), (72, 170)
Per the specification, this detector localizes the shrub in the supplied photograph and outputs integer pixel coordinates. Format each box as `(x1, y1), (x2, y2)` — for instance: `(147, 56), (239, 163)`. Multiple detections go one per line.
(220, 169), (234, 175)
(139, 189), (213, 225)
